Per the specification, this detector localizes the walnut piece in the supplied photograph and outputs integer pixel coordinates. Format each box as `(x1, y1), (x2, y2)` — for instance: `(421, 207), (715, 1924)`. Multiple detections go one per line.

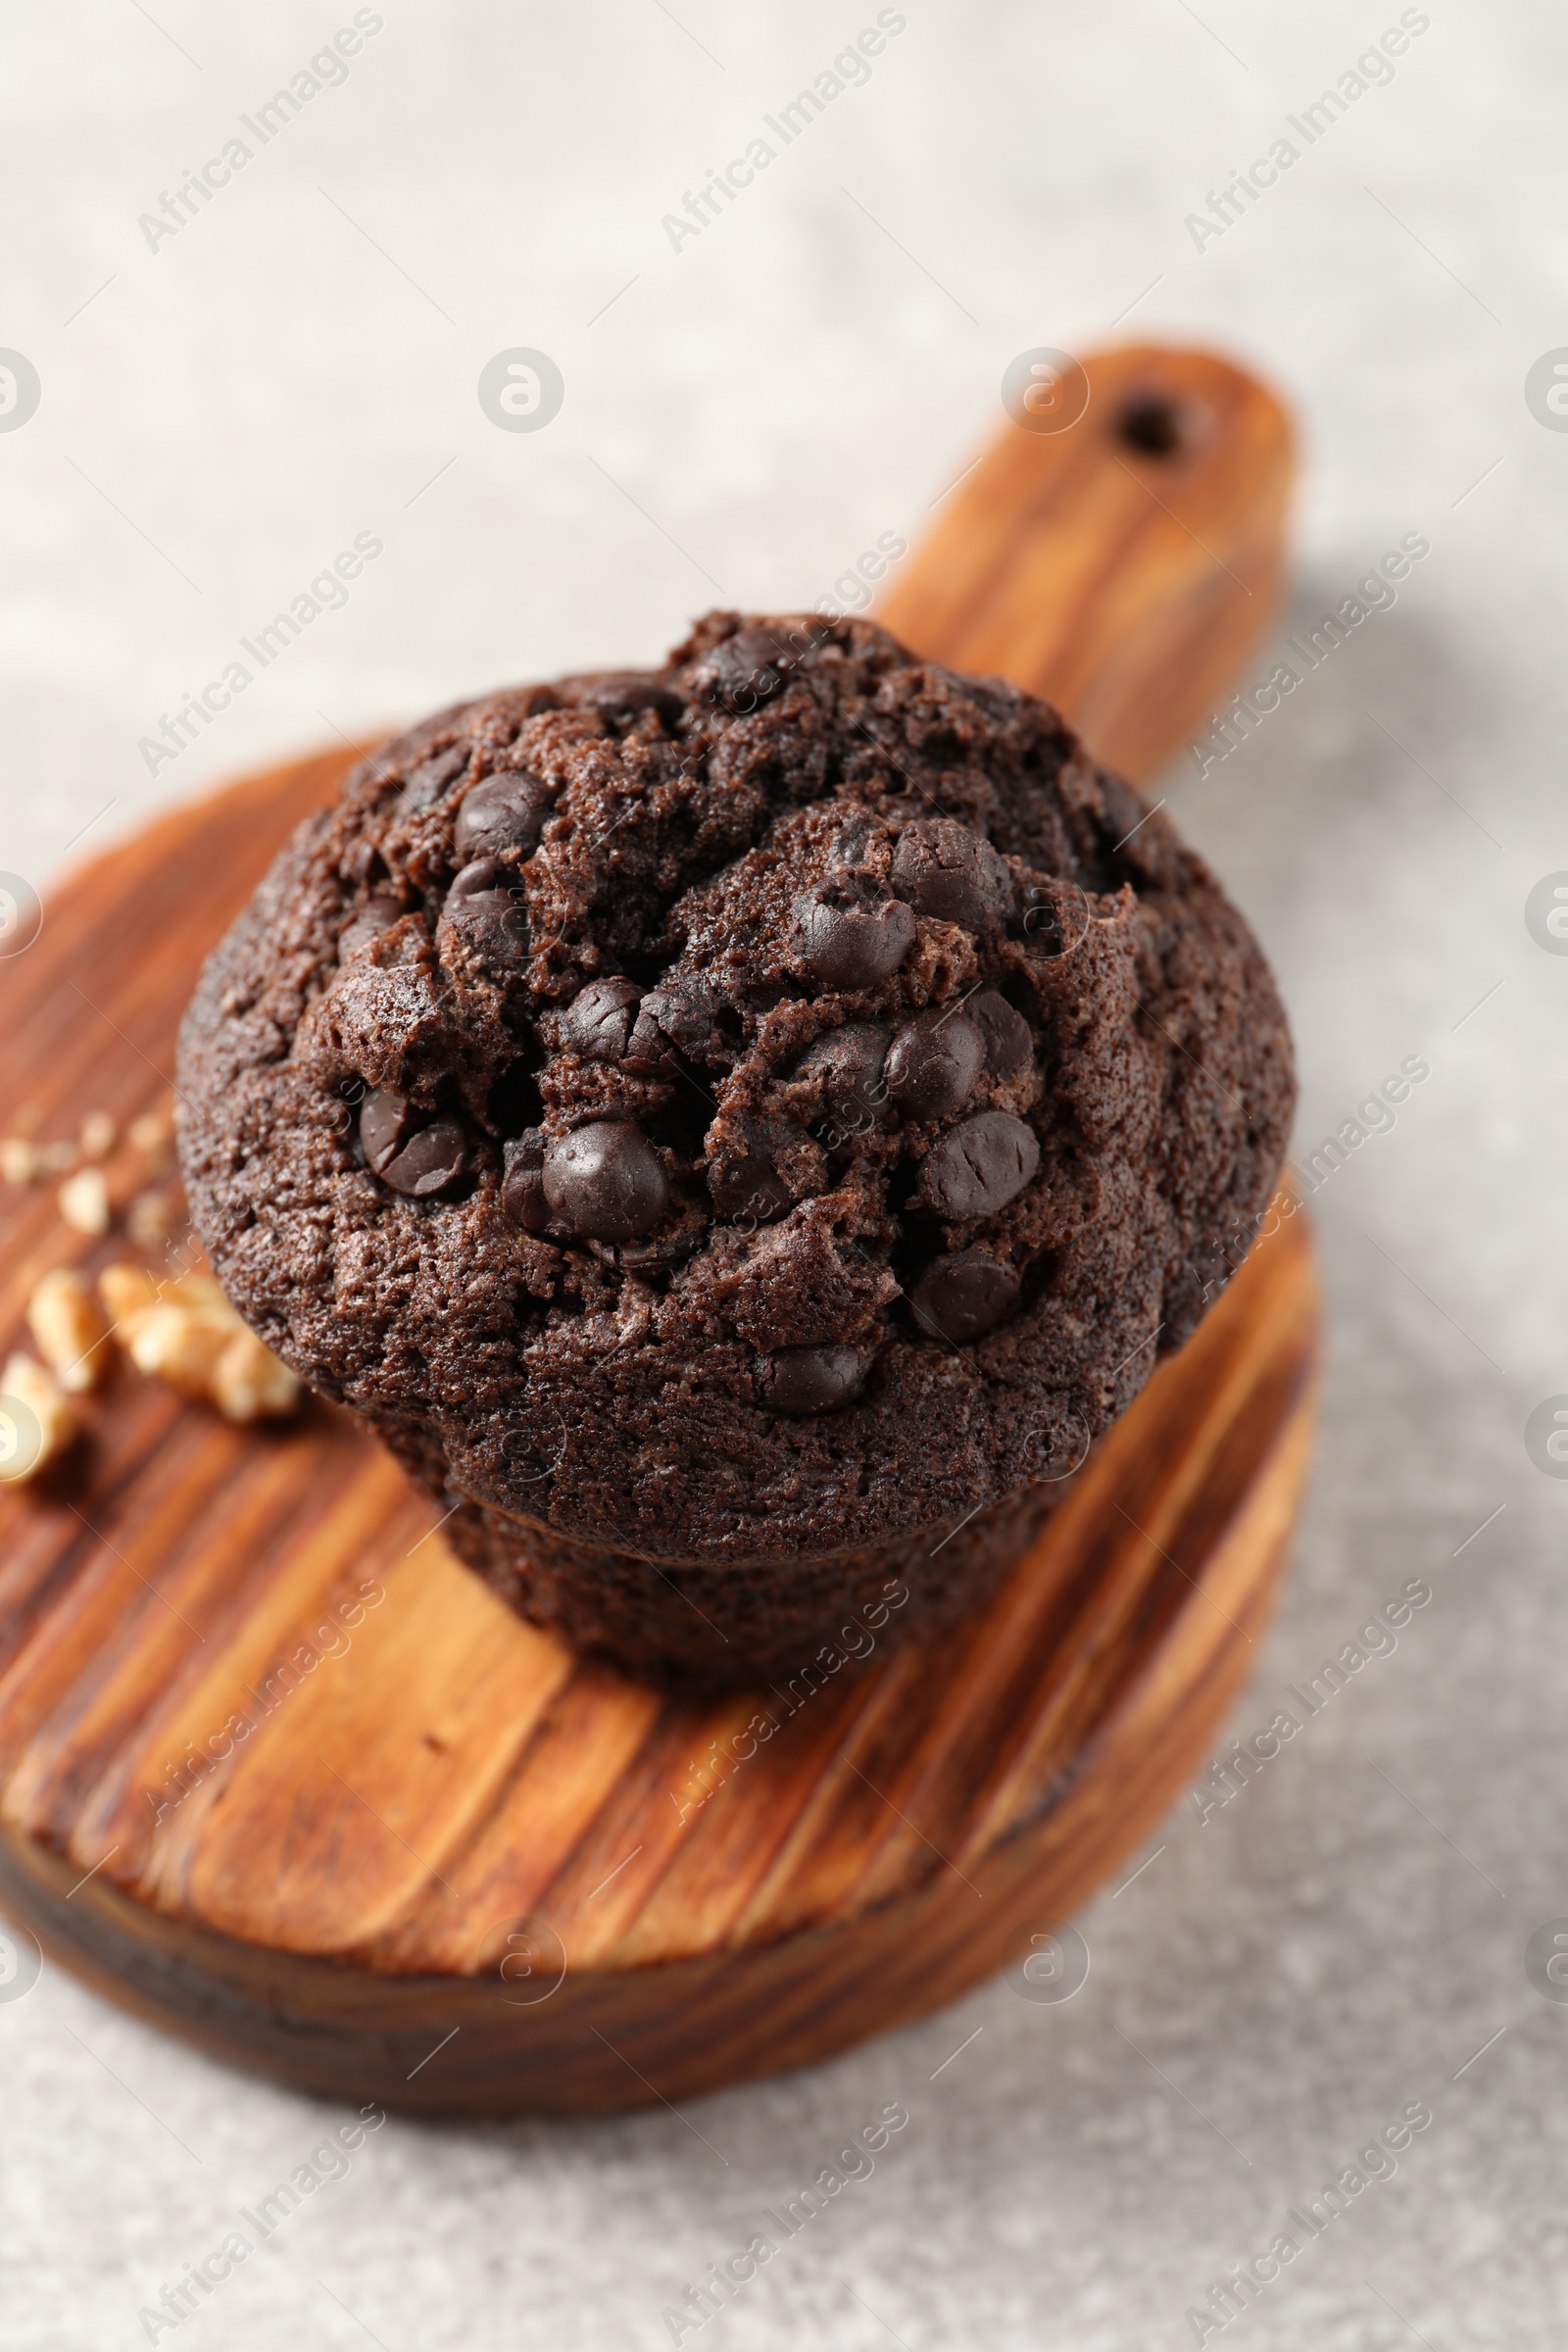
(25, 1268), (110, 1394)
(98, 1265), (301, 1423)
(79, 1111), (117, 1162)
(211, 1330), (303, 1424)
(58, 1167), (110, 1235)
(0, 1137), (39, 1185)
(0, 1352), (77, 1483)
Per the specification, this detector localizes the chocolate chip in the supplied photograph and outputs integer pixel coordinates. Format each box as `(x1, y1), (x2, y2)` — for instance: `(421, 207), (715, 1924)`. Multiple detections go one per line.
(1015, 880), (1090, 961)
(915, 1111), (1040, 1219)
(760, 1343), (870, 1416)
(908, 1252), (1021, 1344)
(624, 1010), (677, 1077)
(792, 878), (915, 991)
(441, 858), (530, 963)
(542, 1120), (669, 1240)
(566, 972), (729, 1084)
(890, 819), (1013, 933)
(886, 1008), (985, 1123)
(967, 988), (1033, 1078)
(707, 1130), (795, 1224)
(629, 975), (724, 1073)
(339, 899), (404, 961)
(689, 626), (806, 712)
(502, 1130), (551, 1232)
(576, 673), (684, 728)
(381, 1117), (468, 1199)
(566, 977), (644, 1063)
(359, 1086), (416, 1174)
(709, 1160), (794, 1224)
(454, 771), (554, 864)
(344, 836), (389, 891)
(796, 1023), (890, 1132)
(397, 743), (469, 816)
(359, 1085), (467, 1196)
(444, 858), (519, 918)
(612, 1220), (708, 1274)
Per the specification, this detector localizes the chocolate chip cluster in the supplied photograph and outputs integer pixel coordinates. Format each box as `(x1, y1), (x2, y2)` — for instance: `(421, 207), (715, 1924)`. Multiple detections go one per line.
(178, 612), (1295, 1573)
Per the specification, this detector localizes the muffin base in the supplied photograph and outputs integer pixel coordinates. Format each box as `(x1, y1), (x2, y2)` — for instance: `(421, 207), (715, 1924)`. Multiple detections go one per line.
(405, 1459), (1064, 1686)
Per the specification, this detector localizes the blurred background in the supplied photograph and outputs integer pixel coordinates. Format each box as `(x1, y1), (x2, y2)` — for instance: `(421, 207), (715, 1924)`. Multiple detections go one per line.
(4, 2), (1567, 2345)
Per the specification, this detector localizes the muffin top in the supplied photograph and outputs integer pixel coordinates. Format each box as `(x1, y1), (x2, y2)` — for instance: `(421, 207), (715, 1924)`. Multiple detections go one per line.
(177, 612), (1295, 1565)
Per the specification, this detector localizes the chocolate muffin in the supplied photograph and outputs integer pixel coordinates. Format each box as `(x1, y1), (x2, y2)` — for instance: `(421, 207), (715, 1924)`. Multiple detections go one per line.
(177, 612), (1295, 1682)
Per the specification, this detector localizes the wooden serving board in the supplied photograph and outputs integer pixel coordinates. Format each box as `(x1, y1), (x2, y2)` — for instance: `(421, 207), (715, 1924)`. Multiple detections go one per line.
(0, 342), (1314, 2113)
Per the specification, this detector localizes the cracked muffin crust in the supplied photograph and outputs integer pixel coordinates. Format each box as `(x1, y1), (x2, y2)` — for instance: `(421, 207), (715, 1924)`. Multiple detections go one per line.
(177, 612), (1296, 1680)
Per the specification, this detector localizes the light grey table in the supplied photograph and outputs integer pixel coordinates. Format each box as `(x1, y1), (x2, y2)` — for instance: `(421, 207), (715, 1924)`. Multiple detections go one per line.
(2, 3), (1564, 2344)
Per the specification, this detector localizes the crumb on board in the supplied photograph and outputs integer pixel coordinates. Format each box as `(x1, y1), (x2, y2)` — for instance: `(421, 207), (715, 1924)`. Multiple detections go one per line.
(58, 1167), (110, 1236)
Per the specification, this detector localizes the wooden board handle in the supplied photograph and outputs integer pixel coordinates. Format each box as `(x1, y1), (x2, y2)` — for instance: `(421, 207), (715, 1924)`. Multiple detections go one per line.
(874, 341), (1294, 783)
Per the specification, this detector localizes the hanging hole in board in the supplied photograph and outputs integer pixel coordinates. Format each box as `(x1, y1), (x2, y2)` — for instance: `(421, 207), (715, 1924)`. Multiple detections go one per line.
(1114, 392), (1191, 459)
